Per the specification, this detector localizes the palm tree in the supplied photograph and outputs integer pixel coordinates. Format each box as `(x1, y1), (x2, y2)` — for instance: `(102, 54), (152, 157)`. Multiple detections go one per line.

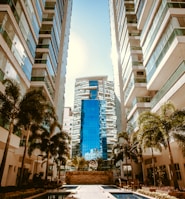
(52, 132), (70, 180)
(138, 101), (185, 190)
(28, 106), (70, 181)
(0, 79), (46, 187)
(17, 89), (47, 187)
(0, 79), (21, 186)
(71, 156), (87, 171)
(55, 155), (68, 180)
(137, 121), (165, 186)
(112, 132), (139, 182)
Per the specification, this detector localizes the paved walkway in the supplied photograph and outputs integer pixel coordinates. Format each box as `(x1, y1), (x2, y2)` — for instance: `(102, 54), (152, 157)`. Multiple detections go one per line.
(65, 185), (131, 199)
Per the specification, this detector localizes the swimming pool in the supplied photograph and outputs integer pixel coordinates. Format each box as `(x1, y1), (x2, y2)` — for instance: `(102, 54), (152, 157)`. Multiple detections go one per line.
(111, 192), (150, 199)
(31, 192), (71, 199)
(60, 185), (78, 190)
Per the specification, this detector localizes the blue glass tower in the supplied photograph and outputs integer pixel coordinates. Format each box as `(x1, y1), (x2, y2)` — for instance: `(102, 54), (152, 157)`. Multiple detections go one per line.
(81, 99), (101, 159)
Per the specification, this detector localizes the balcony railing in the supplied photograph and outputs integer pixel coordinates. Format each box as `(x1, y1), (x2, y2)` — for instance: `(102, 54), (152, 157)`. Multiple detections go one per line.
(42, 18), (53, 22)
(31, 76), (55, 100)
(39, 30), (52, 34)
(151, 61), (185, 108)
(36, 44), (50, 48)
(126, 97), (151, 117)
(147, 28), (185, 82)
(0, 25), (12, 48)
(0, 68), (5, 81)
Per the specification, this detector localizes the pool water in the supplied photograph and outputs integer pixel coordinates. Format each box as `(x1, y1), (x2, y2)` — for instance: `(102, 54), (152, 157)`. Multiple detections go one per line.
(32, 192), (71, 199)
(60, 185), (78, 190)
(101, 185), (119, 189)
(111, 193), (149, 199)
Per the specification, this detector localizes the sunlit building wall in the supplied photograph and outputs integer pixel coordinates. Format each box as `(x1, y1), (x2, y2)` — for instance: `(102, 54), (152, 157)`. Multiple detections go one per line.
(31, 0), (73, 123)
(72, 76), (117, 160)
(63, 107), (73, 157)
(0, 0), (72, 186)
(109, 0), (149, 133)
(110, 0), (185, 186)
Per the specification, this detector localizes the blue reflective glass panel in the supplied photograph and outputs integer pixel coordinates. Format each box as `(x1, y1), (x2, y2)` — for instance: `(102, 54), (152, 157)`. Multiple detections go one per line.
(81, 100), (100, 159)
(89, 80), (98, 99)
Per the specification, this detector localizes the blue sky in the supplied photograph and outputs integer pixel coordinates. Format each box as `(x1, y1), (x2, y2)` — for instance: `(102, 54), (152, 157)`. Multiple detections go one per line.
(65, 0), (113, 107)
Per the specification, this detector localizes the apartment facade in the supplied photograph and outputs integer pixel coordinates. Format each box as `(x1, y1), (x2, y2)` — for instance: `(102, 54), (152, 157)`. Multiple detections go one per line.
(109, 0), (185, 187)
(63, 107), (73, 157)
(72, 76), (117, 161)
(0, 0), (72, 186)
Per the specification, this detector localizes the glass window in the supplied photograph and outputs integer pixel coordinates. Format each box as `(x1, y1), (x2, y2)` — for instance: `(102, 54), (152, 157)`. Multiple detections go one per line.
(81, 100), (101, 160)
(19, 14), (36, 57)
(35, 0), (43, 22)
(89, 80), (98, 99)
(25, 0), (39, 38)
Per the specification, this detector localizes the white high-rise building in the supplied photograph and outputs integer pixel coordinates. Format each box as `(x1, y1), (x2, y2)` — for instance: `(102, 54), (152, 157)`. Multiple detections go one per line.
(72, 76), (117, 160)
(63, 107), (73, 157)
(0, 0), (72, 186)
(109, 0), (185, 187)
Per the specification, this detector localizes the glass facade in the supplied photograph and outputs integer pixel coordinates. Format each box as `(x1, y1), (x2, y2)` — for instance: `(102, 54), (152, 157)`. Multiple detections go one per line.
(81, 100), (101, 160)
(89, 80), (98, 99)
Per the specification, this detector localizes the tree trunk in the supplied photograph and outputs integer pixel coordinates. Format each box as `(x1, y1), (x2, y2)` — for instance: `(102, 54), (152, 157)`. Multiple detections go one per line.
(151, 147), (156, 186)
(18, 127), (31, 187)
(45, 152), (50, 181)
(125, 155), (129, 183)
(130, 158), (134, 181)
(167, 140), (179, 190)
(0, 122), (14, 187)
(58, 162), (61, 180)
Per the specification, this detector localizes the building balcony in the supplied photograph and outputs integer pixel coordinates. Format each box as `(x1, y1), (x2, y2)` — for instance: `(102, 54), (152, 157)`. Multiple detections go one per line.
(31, 75), (55, 101)
(147, 29), (185, 91)
(0, 25), (12, 49)
(39, 29), (52, 35)
(126, 96), (151, 119)
(42, 17), (53, 22)
(151, 61), (185, 112)
(137, 0), (153, 30)
(79, 92), (90, 96)
(124, 77), (147, 106)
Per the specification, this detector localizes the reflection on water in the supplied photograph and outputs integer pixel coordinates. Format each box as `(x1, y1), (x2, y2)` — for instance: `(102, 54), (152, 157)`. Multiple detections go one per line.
(111, 193), (149, 199)
(33, 192), (71, 199)
(101, 185), (119, 189)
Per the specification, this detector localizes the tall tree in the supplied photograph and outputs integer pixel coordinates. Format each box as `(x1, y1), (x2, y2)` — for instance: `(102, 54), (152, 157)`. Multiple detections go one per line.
(17, 89), (47, 187)
(28, 106), (70, 181)
(52, 132), (70, 180)
(138, 101), (185, 190)
(137, 120), (165, 186)
(0, 79), (21, 186)
(112, 131), (140, 182)
(0, 79), (46, 187)
(71, 156), (88, 171)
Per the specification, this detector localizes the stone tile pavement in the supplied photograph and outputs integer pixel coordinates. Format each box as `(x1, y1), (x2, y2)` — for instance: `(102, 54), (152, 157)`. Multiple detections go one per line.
(65, 185), (131, 199)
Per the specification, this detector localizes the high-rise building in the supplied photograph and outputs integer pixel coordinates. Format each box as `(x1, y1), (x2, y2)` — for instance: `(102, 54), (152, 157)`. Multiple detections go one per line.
(72, 76), (117, 160)
(0, 0), (72, 186)
(109, 0), (185, 185)
(109, 0), (149, 134)
(63, 107), (73, 157)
